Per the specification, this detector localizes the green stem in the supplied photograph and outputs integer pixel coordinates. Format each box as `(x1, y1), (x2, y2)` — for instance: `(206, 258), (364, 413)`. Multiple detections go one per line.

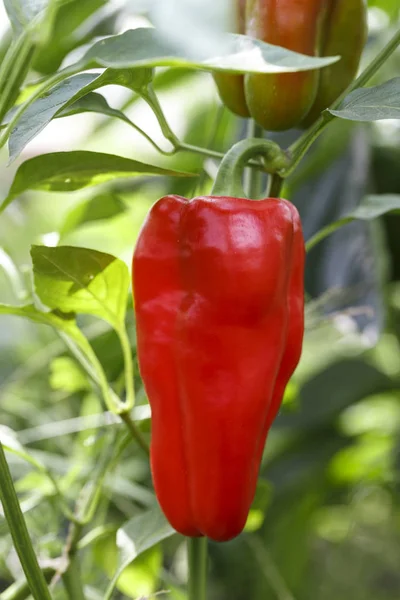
(2, 568), (55, 600)
(0, 33), (28, 110)
(57, 330), (125, 414)
(178, 141), (226, 160)
(286, 27), (400, 177)
(9, 448), (77, 523)
(246, 536), (296, 600)
(61, 558), (85, 600)
(54, 431), (121, 590)
(177, 141), (265, 170)
(143, 84), (232, 162)
(0, 442), (52, 600)
(188, 537), (208, 600)
(0, 33), (22, 90)
(77, 524), (118, 550)
(137, 83), (268, 171)
(124, 118), (176, 156)
(0, 35), (35, 124)
(115, 325), (135, 411)
(305, 217), (351, 252)
(0, 247), (27, 301)
(211, 138), (289, 198)
(243, 120), (264, 199)
(142, 84), (180, 146)
(268, 174), (284, 198)
(120, 411), (150, 455)
(4, 442), (77, 523)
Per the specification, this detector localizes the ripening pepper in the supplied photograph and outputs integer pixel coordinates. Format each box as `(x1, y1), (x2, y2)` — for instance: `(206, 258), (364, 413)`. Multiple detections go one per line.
(215, 0), (367, 131)
(245, 0), (327, 131)
(300, 0), (368, 127)
(213, 0), (250, 118)
(132, 195), (305, 542)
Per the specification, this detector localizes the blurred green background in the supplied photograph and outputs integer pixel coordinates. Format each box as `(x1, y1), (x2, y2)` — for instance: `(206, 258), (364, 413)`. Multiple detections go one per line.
(1, 1), (400, 598)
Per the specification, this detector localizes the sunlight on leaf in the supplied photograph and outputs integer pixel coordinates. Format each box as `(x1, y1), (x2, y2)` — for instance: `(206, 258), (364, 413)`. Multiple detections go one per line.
(31, 245), (129, 327)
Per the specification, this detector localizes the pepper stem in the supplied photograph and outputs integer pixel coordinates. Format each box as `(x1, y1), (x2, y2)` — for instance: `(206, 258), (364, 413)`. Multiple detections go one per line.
(243, 120), (264, 199)
(211, 137), (289, 198)
(188, 537), (208, 600)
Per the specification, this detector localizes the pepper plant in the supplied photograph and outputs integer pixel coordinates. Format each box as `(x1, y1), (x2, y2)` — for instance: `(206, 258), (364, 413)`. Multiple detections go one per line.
(0, 1), (400, 599)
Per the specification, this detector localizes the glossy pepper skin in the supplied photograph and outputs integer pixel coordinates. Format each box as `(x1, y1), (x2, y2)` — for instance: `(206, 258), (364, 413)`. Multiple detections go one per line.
(213, 0), (250, 118)
(244, 0), (327, 131)
(301, 0), (368, 127)
(133, 195), (305, 542)
(215, 0), (366, 132)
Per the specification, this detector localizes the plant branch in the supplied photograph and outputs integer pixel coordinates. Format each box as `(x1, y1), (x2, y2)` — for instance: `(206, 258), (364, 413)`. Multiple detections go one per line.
(2, 567), (55, 600)
(0, 442), (52, 600)
(244, 120), (264, 198)
(188, 537), (208, 600)
(120, 410), (150, 455)
(61, 559), (85, 600)
(115, 324), (135, 411)
(246, 536), (296, 600)
(52, 430), (121, 595)
(268, 174), (284, 198)
(0, 34), (35, 124)
(142, 83), (268, 171)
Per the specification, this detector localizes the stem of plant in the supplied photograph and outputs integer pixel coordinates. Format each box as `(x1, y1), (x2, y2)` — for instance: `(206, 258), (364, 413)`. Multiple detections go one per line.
(268, 174), (284, 198)
(120, 410), (150, 455)
(244, 120), (264, 198)
(53, 430), (121, 592)
(115, 325), (135, 411)
(188, 537), (208, 600)
(142, 83), (266, 169)
(143, 84), (180, 147)
(61, 558), (85, 600)
(2, 568), (55, 600)
(0, 443), (52, 600)
(0, 35), (35, 124)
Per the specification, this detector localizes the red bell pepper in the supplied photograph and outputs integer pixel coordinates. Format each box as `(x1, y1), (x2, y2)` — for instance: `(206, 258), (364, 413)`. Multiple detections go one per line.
(133, 195), (305, 541)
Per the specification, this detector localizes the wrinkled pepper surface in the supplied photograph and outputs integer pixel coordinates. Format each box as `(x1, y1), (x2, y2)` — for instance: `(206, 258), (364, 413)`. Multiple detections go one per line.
(133, 195), (305, 542)
(215, 0), (367, 131)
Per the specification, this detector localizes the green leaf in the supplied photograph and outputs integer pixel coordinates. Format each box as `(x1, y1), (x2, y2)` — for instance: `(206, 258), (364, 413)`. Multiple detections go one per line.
(6, 69), (153, 161)
(329, 77), (400, 122)
(0, 302), (84, 340)
(31, 245), (129, 328)
(95, 535), (161, 598)
(351, 194), (400, 219)
(4, 0), (49, 33)
(306, 194), (400, 251)
(60, 193), (127, 237)
(104, 506), (175, 600)
(58, 92), (133, 123)
(30, 244), (136, 412)
(6, 72), (102, 161)
(0, 151), (193, 214)
(33, 0), (108, 73)
(80, 28), (338, 74)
